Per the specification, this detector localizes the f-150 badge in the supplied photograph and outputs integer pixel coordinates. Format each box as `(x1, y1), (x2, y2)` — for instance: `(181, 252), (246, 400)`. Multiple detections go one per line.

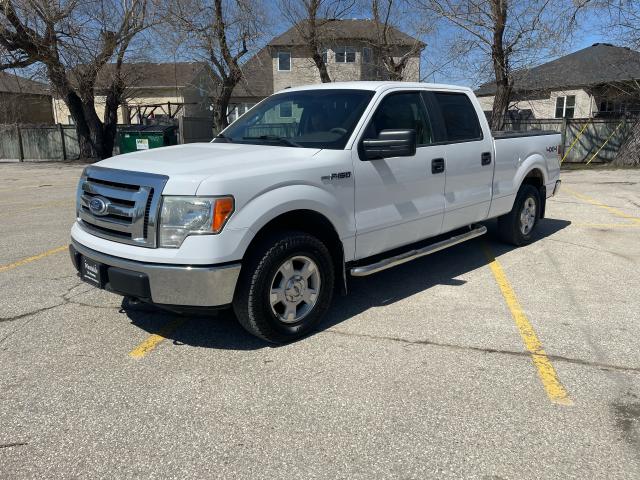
(321, 172), (351, 181)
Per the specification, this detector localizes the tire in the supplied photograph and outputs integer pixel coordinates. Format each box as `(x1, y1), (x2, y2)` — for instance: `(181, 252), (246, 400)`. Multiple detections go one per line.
(497, 184), (541, 246)
(232, 231), (335, 343)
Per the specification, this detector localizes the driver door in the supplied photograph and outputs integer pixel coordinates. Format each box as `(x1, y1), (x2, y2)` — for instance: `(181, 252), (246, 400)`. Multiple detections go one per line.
(352, 91), (446, 259)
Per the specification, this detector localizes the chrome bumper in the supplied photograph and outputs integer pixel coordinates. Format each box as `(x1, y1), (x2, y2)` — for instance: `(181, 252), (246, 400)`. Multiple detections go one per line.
(70, 240), (240, 307)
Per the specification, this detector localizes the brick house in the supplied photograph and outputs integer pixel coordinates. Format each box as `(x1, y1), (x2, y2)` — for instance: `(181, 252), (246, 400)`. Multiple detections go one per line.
(228, 19), (424, 122)
(475, 43), (640, 120)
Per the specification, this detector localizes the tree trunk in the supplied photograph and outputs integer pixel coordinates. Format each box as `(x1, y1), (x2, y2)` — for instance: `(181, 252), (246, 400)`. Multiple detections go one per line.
(491, 78), (511, 131)
(212, 81), (235, 133)
(311, 50), (331, 83)
(612, 119), (640, 166)
(490, 0), (510, 132)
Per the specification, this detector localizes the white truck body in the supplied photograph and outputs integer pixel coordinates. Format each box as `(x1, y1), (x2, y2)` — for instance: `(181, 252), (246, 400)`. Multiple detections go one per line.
(70, 81), (561, 342)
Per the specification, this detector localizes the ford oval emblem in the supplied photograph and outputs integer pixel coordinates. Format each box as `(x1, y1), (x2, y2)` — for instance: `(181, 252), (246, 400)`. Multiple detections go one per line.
(89, 196), (110, 216)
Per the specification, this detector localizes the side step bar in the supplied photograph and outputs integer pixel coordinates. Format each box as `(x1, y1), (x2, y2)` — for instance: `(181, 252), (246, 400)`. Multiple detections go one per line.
(350, 225), (487, 277)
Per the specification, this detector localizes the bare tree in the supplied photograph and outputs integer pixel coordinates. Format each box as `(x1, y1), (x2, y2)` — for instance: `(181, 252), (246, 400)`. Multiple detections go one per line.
(279, 0), (356, 83)
(369, 0), (424, 80)
(415, 0), (567, 130)
(170, 0), (263, 132)
(0, 0), (158, 159)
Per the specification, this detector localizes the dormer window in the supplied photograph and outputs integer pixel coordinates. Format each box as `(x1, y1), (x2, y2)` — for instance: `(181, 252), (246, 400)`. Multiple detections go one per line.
(335, 46), (356, 63)
(278, 52), (291, 71)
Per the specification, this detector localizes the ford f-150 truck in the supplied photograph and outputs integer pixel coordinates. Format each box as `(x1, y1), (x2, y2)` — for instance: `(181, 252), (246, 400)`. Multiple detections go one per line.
(69, 82), (561, 343)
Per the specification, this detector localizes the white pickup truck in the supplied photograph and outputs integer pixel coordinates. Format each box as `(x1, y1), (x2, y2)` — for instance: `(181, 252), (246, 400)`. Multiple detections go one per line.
(70, 82), (561, 343)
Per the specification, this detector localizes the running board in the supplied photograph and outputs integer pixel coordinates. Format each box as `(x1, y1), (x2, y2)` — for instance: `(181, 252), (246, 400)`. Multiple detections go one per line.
(350, 225), (487, 277)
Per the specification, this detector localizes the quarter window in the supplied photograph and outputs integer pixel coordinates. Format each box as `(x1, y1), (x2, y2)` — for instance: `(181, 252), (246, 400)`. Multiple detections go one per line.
(278, 52), (291, 71)
(555, 95), (575, 118)
(432, 92), (482, 142)
(335, 46), (356, 63)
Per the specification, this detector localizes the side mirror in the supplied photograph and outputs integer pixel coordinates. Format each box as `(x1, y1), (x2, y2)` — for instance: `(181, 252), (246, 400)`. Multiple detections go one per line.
(361, 129), (417, 160)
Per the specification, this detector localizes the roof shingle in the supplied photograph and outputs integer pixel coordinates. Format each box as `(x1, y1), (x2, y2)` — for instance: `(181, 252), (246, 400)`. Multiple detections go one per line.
(475, 43), (640, 96)
(0, 71), (49, 95)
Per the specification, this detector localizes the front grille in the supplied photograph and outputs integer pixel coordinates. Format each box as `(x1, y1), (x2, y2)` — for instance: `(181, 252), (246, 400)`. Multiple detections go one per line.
(77, 166), (168, 248)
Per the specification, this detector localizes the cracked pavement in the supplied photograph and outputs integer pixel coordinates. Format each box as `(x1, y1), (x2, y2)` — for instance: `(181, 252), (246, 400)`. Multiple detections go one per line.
(1, 162), (640, 479)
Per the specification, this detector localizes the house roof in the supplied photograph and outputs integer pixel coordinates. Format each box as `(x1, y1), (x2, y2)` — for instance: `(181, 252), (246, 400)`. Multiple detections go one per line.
(0, 71), (50, 95)
(269, 19), (424, 48)
(233, 48), (274, 98)
(475, 43), (640, 96)
(94, 62), (209, 89)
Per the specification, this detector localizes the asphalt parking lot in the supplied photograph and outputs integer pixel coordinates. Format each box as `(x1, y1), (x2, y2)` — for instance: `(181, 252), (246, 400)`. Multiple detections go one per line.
(1, 162), (639, 479)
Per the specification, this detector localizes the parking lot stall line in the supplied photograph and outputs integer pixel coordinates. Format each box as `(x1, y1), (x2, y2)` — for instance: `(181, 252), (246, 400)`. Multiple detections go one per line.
(564, 186), (640, 224)
(128, 317), (187, 359)
(482, 243), (573, 406)
(0, 245), (68, 273)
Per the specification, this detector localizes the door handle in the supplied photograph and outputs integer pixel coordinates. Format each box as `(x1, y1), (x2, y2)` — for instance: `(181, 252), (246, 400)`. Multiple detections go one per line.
(481, 152), (492, 166)
(431, 158), (445, 174)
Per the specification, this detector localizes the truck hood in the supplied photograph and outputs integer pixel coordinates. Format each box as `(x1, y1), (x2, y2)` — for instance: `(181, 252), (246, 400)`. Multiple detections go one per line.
(96, 143), (321, 195)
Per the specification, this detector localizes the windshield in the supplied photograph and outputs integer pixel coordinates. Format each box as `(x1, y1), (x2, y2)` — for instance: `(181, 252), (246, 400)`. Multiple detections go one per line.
(215, 89), (375, 149)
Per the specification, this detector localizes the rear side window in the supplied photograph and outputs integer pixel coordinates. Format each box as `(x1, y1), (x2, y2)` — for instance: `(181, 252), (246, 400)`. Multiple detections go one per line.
(432, 92), (482, 142)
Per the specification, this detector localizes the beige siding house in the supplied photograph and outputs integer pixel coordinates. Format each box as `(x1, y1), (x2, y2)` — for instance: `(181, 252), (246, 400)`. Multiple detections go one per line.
(229, 19), (424, 122)
(53, 62), (218, 125)
(0, 71), (53, 124)
(475, 43), (640, 120)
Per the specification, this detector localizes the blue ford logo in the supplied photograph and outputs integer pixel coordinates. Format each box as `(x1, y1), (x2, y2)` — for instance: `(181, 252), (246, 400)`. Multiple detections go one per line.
(89, 196), (110, 216)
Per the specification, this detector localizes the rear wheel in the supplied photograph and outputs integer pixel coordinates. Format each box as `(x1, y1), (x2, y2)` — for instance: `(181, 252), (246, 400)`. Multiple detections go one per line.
(497, 184), (541, 246)
(233, 231), (335, 343)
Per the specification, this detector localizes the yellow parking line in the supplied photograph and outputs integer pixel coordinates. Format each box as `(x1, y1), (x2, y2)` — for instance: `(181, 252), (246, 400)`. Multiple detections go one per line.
(483, 243), (573, 406)
(0, 245), (68, 272)
(573, 223), (640, 228)
(129, 318), (186, 359)
(564, 186), (640, 224)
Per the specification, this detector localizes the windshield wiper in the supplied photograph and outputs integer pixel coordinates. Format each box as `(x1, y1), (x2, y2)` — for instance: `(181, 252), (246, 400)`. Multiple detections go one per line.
(214, 133), (233, 143)
(242, 135), (301, 147)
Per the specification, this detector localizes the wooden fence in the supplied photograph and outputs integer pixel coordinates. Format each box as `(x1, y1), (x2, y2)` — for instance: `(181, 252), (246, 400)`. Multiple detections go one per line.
(0, 117), (217, 161)
(501, 117), (636, 164)
(1, 117), (636, 164)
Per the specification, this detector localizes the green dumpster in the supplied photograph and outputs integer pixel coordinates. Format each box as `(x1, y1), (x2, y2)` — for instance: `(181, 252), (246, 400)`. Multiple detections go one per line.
(118, 125), (178, 154)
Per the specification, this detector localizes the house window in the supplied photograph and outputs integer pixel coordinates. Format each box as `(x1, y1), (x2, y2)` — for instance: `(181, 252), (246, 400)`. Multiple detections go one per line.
(363, 47), (372, 64)
(335, 46), (356, 63)
(555, 95), (575, 118)
(278, 52), (291, 71)
(279, 102), (293, 118)
(227, 103), (256, 123)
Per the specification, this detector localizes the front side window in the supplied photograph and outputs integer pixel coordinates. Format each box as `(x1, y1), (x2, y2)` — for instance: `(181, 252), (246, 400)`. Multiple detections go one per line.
(335, 46), (356, 63)
(432, 92), (482, 142)
(363, 47), (372, 64)
(216, 89), (375, 149)
(364, 92), (434, 146)
(278, 52), (291, 71)
(555, 95), (575, 118)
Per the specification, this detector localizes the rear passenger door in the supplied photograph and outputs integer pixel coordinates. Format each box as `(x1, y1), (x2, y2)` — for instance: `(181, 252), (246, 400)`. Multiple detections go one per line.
(423, 91), (495, 232)
(353, 90), (446, 259)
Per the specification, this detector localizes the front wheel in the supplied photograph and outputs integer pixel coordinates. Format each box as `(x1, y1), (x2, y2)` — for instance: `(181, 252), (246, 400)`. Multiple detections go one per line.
(497, 184), (541, 246)
(232, 231), (335, 343)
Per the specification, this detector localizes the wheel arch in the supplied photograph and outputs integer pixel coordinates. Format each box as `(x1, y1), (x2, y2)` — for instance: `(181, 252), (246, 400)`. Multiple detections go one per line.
(243, 209), (348, 295)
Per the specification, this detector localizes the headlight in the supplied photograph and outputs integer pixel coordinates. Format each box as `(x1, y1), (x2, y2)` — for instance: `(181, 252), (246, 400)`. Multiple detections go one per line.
(159, 196), (234, 248)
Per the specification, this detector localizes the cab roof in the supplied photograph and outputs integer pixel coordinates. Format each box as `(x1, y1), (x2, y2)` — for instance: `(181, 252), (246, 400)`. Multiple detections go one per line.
(281, 81), (473, 94)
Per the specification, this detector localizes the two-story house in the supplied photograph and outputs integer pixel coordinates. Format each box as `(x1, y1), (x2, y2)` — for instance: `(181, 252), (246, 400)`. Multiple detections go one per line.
(229, 19), (424, 122)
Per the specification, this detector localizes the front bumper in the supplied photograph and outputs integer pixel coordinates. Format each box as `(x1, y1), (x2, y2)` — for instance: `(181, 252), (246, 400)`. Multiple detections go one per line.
(70, 240), (241, 307)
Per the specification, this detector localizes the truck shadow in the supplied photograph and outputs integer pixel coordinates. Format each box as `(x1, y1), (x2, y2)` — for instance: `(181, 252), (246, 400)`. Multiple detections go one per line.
(122, 217), (570, 351)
